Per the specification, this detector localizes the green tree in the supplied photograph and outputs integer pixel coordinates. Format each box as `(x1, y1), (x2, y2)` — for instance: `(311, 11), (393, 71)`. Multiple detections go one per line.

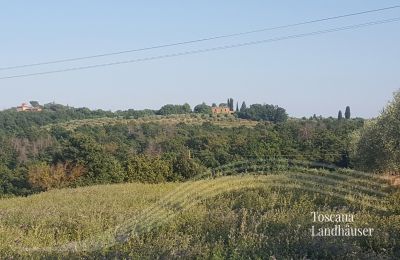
(158, 104), (192, 115)
(338, 110), (343, 120)
(345, 106), (351, 119)
(353, 91), (400, 173)
(182, 103), (192, 113)
(238, 104), (288, 123)
(194, 103), (212, 114)
(240, 102), (247, 112)
(63, 134), (124, 184)
(228, 98), (234, 111)
(125, 155), (172, 183)
(0, 164), (31, 196)
(172, 153), (205, 180)
(29, 101), (40, 107)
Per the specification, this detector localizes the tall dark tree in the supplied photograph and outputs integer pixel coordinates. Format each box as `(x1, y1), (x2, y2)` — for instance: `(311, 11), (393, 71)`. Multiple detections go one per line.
(236, 102), (239, 112)
(345, 106), (351, 119)
(240, 102), (247, 112)
(338, 110), (343, 120)
(30, 101), (40, 107)
(227, 98), (234, 111)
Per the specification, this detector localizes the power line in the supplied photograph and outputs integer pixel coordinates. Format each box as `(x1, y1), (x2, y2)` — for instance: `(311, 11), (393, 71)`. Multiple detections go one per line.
(1, 5), (399, 71)
(1, 17), (399, 80)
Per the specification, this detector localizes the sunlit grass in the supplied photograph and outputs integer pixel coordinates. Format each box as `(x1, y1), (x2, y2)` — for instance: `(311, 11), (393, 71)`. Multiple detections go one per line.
(0, 171), (399, 258)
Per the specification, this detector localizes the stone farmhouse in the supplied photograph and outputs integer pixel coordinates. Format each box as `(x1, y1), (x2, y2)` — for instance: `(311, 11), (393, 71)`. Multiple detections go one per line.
(16, 103), (43, 112)
(211, 106), (233, 115)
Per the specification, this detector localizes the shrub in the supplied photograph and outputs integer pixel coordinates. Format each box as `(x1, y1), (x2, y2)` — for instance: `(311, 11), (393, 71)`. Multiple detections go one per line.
(353, 91), (400, 174)
(125, 155), (173, 183)
(27, 162), (85, 190)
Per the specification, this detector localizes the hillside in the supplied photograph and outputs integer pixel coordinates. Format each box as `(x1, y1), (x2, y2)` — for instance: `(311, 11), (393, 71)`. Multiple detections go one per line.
(1, 92), (399, 258)
(1, 169), (399, 259)
(42, 114), (259, 131)
(1, 107), (363, 198)
(2, 1), (400, 258)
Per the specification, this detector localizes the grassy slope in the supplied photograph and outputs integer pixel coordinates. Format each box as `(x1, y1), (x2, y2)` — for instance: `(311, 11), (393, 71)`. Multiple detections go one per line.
(0, 172), (399, 259)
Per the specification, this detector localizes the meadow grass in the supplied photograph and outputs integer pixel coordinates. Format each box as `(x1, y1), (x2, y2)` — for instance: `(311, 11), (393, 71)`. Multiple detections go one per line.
(0, 171), (399, 259)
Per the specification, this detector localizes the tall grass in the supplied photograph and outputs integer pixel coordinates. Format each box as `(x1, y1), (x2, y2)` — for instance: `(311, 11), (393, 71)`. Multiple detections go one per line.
(0, 167), (399, 258)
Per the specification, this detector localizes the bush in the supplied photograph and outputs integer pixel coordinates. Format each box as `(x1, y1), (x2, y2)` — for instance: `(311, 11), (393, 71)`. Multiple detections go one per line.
(27, 162), (85, 191)
(172, 153), (206, 180)
(353, 91), (400, 174)
(125, 155), (173, 183)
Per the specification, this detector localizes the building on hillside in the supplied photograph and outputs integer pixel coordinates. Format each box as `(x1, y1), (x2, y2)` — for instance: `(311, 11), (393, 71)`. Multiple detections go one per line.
(211, 106), (233, 115)
(16, 103), (43, 112)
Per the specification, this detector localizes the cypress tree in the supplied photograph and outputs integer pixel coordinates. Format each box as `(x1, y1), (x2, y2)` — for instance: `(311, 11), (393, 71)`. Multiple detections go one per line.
(236, 102), (239, 112)
(240, 101), (247, 112)
(338, 110), (343, 120)
(345, 106), (351, 119)
(227, 98), (234, 111)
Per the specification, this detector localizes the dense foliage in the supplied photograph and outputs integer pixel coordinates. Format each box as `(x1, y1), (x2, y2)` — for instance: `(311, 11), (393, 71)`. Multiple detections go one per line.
(0, 100), (364, 196)
(237, 103), (288, 123)
(353, 91), (400, 174)
(193, 103), (212, 114)
(157, 103), (192, 115)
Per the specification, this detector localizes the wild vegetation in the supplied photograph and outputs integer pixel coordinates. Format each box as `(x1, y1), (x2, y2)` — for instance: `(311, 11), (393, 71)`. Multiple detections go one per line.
(352, 91), (400, 174)
(0, 167), (399, 258)
(0, 104), (363, 196)
(0, 93), (399, 258)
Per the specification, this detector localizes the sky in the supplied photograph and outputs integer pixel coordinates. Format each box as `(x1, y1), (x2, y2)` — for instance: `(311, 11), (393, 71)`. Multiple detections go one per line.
(1, 1), (399, 118)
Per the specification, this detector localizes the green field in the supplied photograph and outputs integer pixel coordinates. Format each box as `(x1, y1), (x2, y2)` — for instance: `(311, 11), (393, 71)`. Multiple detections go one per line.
(1, 168), (399, 259)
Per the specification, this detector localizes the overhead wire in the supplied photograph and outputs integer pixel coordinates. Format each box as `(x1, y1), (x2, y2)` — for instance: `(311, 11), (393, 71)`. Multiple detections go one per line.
(0, 5), (399, 71)
(1, 17), (399, 80)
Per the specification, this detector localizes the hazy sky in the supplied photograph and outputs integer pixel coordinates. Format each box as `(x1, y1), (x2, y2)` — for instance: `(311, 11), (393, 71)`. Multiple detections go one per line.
(1, 1), (399, 118)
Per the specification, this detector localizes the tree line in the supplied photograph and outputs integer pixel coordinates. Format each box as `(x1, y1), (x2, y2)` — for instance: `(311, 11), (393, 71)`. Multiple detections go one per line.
(1, 91), (399, 197)
(0, 114), (364, 196)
